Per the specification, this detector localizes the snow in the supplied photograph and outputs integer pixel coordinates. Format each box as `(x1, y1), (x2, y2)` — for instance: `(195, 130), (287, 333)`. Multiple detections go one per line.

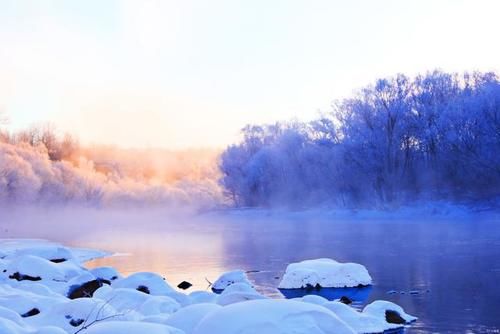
(211, 270), (252, 291)
(81, 321), (185, 334)
(111, 272), (175, 295)
(0, 239), (109, 264)
(279, 258), (373, 289)
(162, 303), (221, 333)
(0, 239), (417, 334)
(363, 300), (417, 323)
(192, 299), (355, 334)
(322, 301), (402, 333)
(216, 282), (267, 306)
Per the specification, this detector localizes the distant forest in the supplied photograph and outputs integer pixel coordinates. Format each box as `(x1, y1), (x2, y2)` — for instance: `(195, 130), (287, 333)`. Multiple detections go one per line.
(220, 71), (500, 208)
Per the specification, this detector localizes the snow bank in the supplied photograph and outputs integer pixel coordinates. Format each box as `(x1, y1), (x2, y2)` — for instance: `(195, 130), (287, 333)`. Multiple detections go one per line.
(192, 299), (355, 334)
(81, 321), (185, 334)
(0, 239), (417, 334)
(279, 258), (372, 289)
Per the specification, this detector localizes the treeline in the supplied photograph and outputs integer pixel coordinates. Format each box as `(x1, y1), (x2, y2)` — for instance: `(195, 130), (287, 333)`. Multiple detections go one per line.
(0, 123), (79, 162)
(0, 125), (222, 207)
(220, 71), (500, 208)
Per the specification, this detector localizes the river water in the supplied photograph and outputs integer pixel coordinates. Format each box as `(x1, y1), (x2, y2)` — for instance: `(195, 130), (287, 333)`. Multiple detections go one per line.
(2, 207), (499, 333)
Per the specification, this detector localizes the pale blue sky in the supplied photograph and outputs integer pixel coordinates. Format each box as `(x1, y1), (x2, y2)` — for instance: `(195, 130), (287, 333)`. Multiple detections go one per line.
(1, 0), (499, 148)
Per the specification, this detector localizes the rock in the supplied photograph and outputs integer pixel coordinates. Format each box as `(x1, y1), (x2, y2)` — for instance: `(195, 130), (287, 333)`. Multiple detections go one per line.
(385, 310), (406, 324)
(339, 296), (353, 305)
(67, 280), (104, 299)
(21, 308), (40, 317)
(9, 272), (41, 282)
(137, 285), (151, 294)
(177, 281), (192, 290)
(49, 258), (67, 263)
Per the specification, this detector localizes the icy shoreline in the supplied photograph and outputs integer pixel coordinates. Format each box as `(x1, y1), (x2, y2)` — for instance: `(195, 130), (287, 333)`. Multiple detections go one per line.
(0, 239), (417, 334)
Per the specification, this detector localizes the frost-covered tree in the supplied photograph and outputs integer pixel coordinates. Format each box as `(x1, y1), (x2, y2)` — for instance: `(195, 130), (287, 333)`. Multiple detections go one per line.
(220, 71), (500, 208)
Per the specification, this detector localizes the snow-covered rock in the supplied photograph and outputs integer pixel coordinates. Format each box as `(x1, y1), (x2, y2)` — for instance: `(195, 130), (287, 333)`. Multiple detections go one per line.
(93, 286), (181, 317)
(27, 298), (118, 332)
(212, 270), (252, 292)
(323, 301), (402, 333)
(363, 300), (417, 324)
(90, 266), (122, 282)
(298, 294), (329, 305)
(279, 259), (372, 289)
(0, 239), (108, 264)
(112, 272), (174, 295)
(192, 299), (356, 334)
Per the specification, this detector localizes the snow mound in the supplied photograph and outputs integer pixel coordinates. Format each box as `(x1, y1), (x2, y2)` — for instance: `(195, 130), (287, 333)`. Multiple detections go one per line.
(80, 321), (185, 334)
(0, 239), (109, 264)
(323, 301), (402, 333)
(163, 303), (221, 334)
(188, 291), (218, 304)
(90, 266), (122, 282)
(192, 299), (355, 334)
(363, 300), (417, 324)
(112, 272), (175, 295)
(93, 287), (181, 316)
(212, 270), (252, 291)
(279, 258), (372, 289)
(216, 282), (267, 306)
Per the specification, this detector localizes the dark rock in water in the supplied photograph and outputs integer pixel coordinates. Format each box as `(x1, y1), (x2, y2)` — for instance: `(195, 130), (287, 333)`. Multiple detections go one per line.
(137, 285), (150, 294)
(409, 290), (419, 295)
(49, 258), (67, 263)
(9, 272), (41, 282)
(69, 318), (85, 327)
(177, 281), (193, 290)
(385, 310), (406, 324)
(68, 280), (104, 299)
(21, 308), (40, 318)
(339, 296), (353, 305)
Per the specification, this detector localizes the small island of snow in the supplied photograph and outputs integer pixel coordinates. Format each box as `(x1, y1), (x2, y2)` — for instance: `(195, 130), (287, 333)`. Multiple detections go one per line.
(278, 258), (372, 289)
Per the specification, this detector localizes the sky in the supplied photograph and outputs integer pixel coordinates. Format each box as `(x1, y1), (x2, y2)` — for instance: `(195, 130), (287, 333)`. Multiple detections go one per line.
(1, 0), (499, 149)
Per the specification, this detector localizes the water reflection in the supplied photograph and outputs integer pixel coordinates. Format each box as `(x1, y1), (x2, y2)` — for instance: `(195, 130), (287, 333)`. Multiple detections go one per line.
(279, 286), (373, 303)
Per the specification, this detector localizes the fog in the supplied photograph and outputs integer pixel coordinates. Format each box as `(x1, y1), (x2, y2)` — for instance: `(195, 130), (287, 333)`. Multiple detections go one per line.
(0, 139), (223, 209)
